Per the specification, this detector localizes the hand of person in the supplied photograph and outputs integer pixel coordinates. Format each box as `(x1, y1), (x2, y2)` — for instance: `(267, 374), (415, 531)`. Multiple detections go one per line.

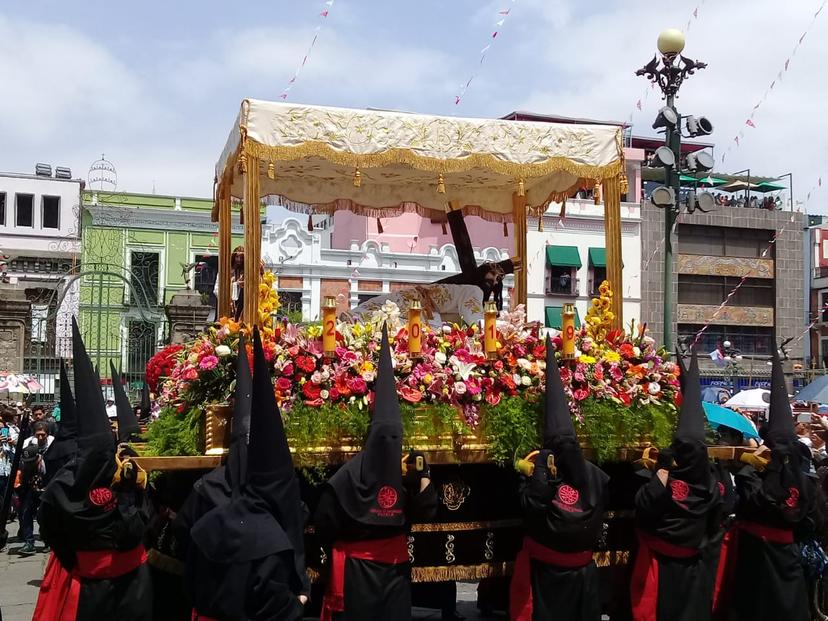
(634, 446), (658, 471)
(403, 451), (430, 486)
(740, 447), (770, 471)
(812, 414), (828, 432)
(298, 595), (308, 606)
(531, 449), (554, 481)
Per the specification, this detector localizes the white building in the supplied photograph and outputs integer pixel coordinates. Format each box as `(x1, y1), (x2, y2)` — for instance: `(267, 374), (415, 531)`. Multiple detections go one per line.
(526, 198), (642, 330)
(0, 166), (83, 377)
(262, 217), (512, 321)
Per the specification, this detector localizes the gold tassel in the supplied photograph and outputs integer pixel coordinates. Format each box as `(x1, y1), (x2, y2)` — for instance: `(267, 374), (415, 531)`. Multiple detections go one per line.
(620, 173), (629, 195)
(238, 152), (248, 175)
(267, 161), (276, 180)
(376, 218), (383, 234)
(437, 173), (446, 194)
(517, 178), (525, 197)
(503, 221), (508, 237)
(353, 167), (362, 188)
(560, 198), (567, 219)
(307, 213), (314, 232)
(593, 180), (601, 205)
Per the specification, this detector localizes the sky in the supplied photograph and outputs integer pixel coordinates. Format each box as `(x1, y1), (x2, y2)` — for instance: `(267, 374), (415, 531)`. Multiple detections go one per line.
(2, 0), (827, 212)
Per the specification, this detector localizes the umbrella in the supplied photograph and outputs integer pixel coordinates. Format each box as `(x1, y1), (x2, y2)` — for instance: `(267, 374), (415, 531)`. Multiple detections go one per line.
(794, 375), (828, 403)
(703, 401), (761, 440)
(0, 373), (43, 394)
(754, 181), (786, 193)
(724, 388), (770, 409)
(702, 386), (731, 404)
(699, 175), (727, 187)
(720, 180), (759, 193)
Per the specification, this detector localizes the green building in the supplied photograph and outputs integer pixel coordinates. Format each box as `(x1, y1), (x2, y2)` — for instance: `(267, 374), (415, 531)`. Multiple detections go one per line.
(79, 190), (243, 385)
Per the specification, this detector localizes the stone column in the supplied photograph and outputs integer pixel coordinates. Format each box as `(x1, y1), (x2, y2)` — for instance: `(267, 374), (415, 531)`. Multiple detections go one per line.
(0, 286), (32, 373)
(165, 290), (211, 345)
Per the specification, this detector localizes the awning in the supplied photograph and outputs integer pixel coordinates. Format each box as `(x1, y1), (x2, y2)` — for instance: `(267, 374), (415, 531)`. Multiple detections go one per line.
(588, 247), (606, 267)
(214, 100), (625, 222)
(546, 245), (582, 268)
(545, 306), (581, 329)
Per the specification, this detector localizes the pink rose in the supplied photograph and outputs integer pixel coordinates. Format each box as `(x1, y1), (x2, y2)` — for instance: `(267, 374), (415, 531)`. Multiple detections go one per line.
(348, 377), (368, 395)
(182, 367), (198, 381)
(199, 355), (219, 371)
(281, 362), (295, 376)
(573, 388), (590, 401)
(275, 377), (292, 393)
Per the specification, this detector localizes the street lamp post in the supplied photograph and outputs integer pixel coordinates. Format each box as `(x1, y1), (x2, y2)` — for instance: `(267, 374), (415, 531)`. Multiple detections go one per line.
(636, 28), (708, 352)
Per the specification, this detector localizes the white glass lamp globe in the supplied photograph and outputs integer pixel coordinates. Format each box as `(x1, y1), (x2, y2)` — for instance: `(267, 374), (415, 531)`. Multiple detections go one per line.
(657, 29), (685, 55)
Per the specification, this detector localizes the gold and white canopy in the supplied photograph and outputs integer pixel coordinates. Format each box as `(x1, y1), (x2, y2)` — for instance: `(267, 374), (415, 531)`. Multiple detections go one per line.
(215, 99), (625, 222)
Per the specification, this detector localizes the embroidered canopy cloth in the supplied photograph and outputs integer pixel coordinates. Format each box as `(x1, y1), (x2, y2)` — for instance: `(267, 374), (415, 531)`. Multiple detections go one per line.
(216, 99), (624, 222)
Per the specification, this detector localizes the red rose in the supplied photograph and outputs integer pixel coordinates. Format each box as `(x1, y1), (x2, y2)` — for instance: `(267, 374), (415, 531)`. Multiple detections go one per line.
(348, 377), (368, 395)
(275, 377), (292, 393)
(296, 356), (316, 374)
(302, 382), (321, 400)
(399, 386), (423, 403)
(532, 343), (546, 359)
(329, 385), (340, 400)
(573, 388), (589, 401)
(485, 391), (502, 406)
(281, 363), (295, 376)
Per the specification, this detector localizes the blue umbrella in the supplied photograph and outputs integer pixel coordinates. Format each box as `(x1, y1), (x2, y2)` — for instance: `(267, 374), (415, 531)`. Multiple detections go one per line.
(794, 375), (828, 404)
(702, 401), (760, 440)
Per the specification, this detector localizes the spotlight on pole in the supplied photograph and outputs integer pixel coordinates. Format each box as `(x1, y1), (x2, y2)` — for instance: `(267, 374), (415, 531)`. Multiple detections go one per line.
(685, 151), (714, 173)
(685, 116), (713, 137)
(687, 191), (716, 214)
(649, 146), (676, 168)
(652, 106), (679, 130)
(650, 186), (676, 209)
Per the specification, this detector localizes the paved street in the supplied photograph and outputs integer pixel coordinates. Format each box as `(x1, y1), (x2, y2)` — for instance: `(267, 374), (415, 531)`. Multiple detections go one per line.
(0, 535), (47, 621)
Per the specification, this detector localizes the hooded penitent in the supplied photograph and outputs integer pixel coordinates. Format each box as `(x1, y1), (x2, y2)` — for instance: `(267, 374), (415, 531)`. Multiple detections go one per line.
(671, 347), (712, 488)
(140, 380), (151, 418)
(44, 361), (78, 470)
(327, 323), (405, 526)
(188, 328), (304, 616)
(111, 362), (140, 443)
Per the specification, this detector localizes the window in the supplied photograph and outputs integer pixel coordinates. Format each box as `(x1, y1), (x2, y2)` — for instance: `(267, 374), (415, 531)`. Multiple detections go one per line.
(822, 339), (828, 369)
(127, 321), (157, 377)
(30, 304), (48, 343)
(357, 293), (379, 305)
(193, 254), (219, 307)
(279, 291), (303, 316)
(822, 292), (828, 323)
(15, 194), (34, 227)
(548, 266), (576, 295)
(678, 324), (774, 356)
(0, 193), (5, 225)
(677, 275), (774, 307)
(590, 267), (607, 296)
(42, 196), (60, 229)
(678, 224), (774, 258)
(130, 252), (160, 306)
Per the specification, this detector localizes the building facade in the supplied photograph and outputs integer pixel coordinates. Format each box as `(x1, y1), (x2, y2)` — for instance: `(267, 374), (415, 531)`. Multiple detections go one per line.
(642, 203), (806, 365)
(0, 167), (83, 385)
(79, 191), (243, 382)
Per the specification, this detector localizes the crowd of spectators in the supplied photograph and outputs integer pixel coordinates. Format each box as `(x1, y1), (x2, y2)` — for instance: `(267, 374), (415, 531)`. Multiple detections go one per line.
(711, 193), (783, 210)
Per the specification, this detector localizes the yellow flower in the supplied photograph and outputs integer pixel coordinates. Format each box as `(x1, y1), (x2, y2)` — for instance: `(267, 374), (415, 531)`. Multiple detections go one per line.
(360, 361), (375, 374)
(579, 355), (596, 364)
(603, 351), (620, 363)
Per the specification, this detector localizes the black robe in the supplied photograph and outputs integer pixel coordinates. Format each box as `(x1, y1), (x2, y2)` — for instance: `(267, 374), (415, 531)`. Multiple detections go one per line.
(314, 482), (438, 621)
(36, 457), (154, 621)
(724, 463), (820, 621)
(702, 461), (736, 601)
(634, 470), (721, 621)
(517, 460), (609, 621)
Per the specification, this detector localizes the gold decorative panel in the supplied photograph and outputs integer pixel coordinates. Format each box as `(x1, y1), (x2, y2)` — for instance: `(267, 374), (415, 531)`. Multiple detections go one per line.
(677, 254), (774, 279)
(676, 304), (774, 327)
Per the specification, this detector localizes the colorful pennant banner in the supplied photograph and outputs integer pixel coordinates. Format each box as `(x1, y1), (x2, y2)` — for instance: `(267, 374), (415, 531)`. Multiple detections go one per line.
(279, 0), (335, 100)
(454, 1), (518, 106)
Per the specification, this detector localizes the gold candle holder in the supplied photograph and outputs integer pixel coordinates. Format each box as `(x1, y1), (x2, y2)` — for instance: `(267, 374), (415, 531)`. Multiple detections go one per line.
(484, 300), (498, 359)
(408, 300), (423, 357)
(561, 302), (576, 359)
(322, 296), (337, 357)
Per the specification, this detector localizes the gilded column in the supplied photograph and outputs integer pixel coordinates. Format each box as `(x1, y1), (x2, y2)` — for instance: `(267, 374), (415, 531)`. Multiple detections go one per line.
(602, 175), (623, 328)
(243, 156), (261, 326)
(217, 182), (232, 319)
(512, 193), (528, 308)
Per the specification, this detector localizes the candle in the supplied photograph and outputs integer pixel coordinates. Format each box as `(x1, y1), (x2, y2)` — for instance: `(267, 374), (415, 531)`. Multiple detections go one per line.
(408, 300), (422, 357)
(484, 300), (498, 359)
(561, 303), (576, 359)
(322, 296), (337, 357)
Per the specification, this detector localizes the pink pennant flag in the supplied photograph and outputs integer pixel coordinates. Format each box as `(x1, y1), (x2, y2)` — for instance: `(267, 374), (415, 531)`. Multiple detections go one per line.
(693, 7), (699, 17)
(745, 119), (756, 128)
(636, 99), (642, 110)
(455, 96), (461, 105)
(320, 9), (328, 17)
(499, 9), (511, 15)
(288, 76), (296, 84)
(492, 31), (498, 38)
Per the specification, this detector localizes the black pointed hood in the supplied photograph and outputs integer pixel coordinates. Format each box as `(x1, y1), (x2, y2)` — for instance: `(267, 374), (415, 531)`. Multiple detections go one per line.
(140, 379), (151, 417)
(326, 323), (405, 526)
(676, 347), (688, 393)
(111, 362), (139, 443)
(44, 361), (78, 468)
(675, 348), (706, 444)
(543, 336), (577, 445)
(767, 345), (796, 446)
(72, 317), (112, 451)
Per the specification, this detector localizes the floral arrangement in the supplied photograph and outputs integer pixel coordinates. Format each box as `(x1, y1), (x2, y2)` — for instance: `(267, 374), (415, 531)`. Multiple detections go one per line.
(145, 344), (184, 393)
(150, 281), (679, 461)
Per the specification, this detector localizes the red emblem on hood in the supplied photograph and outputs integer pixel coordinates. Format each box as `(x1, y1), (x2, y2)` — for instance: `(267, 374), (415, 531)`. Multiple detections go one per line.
(89, 487), (116, 511)
(717, 481), (726, 497)
(785, 487), (800, 509)
(670, 480), (689, 502)
(377, 486), (398, 510)
(557, 484), (580, 506)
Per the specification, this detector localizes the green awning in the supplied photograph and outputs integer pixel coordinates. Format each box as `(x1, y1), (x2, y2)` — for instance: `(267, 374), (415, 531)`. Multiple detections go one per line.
(588, 247), (606, 268)
(545, 306), (581, 329)
(546, 245), (581, 268)
(755, 181), (786, 192)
